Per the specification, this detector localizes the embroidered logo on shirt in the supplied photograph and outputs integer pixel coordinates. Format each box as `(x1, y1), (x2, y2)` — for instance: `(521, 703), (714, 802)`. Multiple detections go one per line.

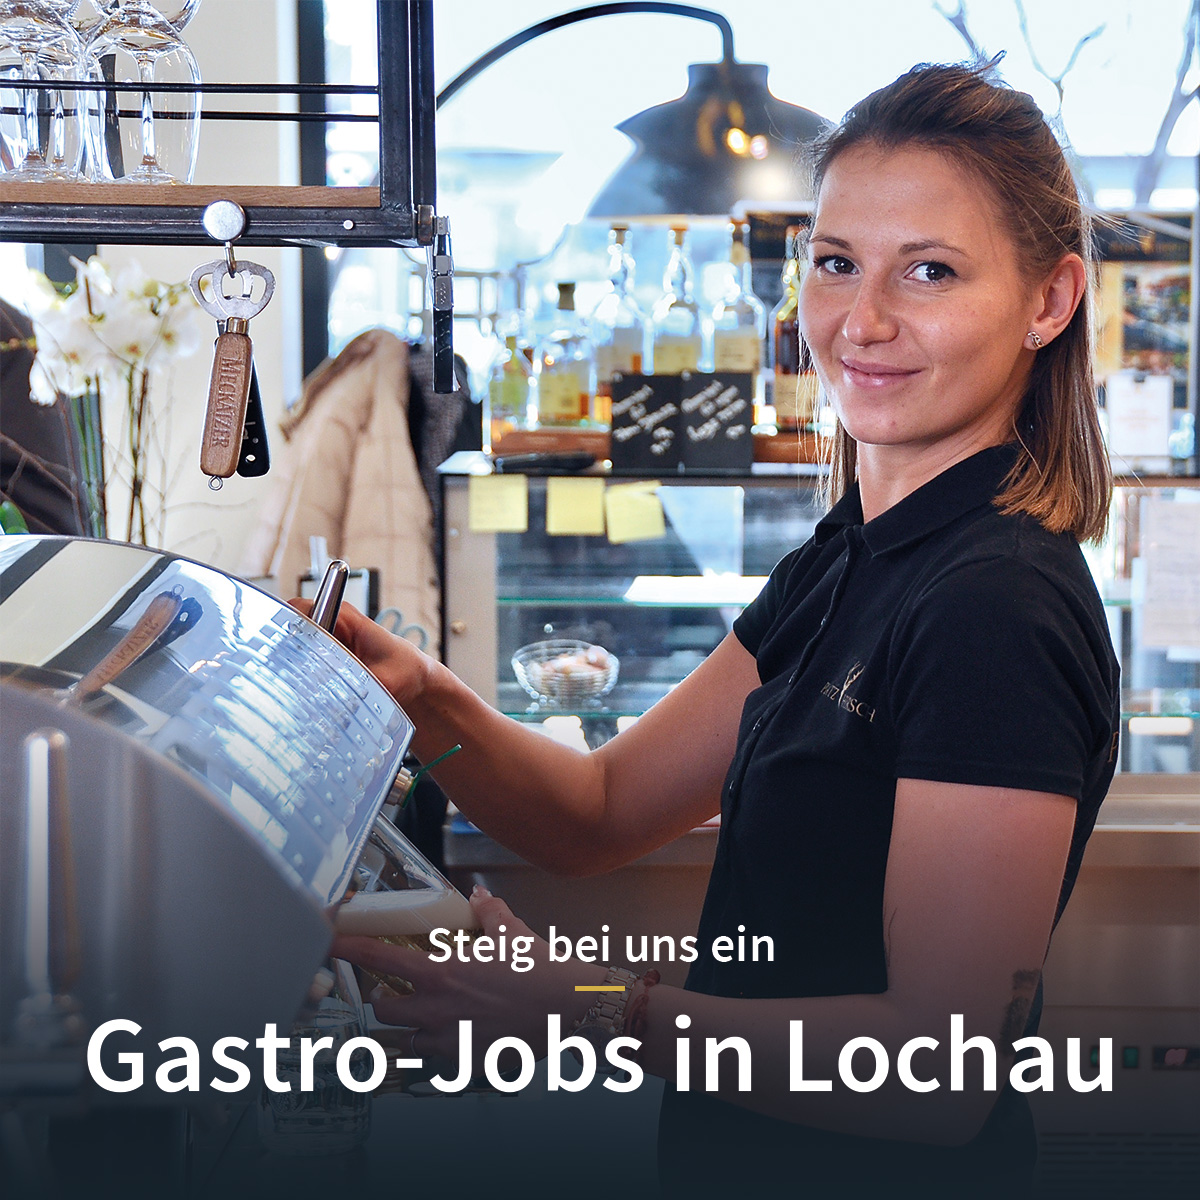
(821, 660), (876, 723)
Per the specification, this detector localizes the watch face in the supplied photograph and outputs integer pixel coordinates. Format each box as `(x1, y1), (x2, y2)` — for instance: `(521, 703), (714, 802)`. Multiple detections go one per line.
(575, 1023), (611, 1053)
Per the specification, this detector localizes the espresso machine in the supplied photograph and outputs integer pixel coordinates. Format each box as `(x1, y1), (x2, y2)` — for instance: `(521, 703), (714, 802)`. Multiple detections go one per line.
(0, 535), (439, 1186)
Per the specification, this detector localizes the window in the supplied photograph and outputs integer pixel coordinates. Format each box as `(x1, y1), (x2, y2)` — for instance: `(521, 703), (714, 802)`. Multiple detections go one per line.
(314, 0), (1198, 390)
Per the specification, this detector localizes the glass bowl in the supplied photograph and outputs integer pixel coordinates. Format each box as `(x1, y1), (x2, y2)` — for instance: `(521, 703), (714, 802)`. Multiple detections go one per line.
(512, 639), (618, 707)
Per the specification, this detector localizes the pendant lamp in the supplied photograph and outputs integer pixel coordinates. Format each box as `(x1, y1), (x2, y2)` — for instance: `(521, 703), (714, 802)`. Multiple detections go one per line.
(437, 3), (828, 220)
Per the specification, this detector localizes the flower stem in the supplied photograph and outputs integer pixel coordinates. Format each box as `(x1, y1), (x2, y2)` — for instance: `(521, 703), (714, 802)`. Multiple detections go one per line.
(94, 379), (107, 537)
(136, 369), (150, 545)
(125, 368), (139, 542)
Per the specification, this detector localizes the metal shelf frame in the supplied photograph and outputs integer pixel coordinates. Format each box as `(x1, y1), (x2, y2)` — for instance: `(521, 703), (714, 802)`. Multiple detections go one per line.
(0, 0), (437, 249)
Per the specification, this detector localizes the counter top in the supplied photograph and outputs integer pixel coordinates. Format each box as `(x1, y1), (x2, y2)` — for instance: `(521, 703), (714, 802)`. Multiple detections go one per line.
(446, 775), (1200, 872)
(438, 449), (825, 478)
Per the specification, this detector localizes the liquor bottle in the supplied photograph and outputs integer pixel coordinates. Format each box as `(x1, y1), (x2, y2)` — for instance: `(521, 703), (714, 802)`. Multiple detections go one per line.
(590, 224), (646, 427)
(711, 220), (767, 391)
(651, 224), (702, 375)
(485, 333), (531, 450)
(534, 283), (595, 427)
(769, 224), (816, 433)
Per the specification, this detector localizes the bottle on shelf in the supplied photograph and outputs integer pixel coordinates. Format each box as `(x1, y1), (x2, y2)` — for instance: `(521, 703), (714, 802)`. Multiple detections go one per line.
(711, 219), (767, 395)
(533, 282), (595, 427)
(589, 223), (647, 427)
(485, 333), (531, 451)
(769, 224), (818, 433)
(650, 224), (703, 375)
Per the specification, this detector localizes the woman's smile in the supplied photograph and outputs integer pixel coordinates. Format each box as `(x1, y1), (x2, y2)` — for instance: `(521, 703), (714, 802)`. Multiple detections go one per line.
(839, 357), (922, 387)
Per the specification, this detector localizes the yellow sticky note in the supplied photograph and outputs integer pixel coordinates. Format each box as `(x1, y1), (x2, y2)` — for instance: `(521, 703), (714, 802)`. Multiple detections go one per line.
(605, 481), (665, 544)
(1094, 261), (1125, 381)
(546, 476), (606, 536)
(468, 474), (528, 533)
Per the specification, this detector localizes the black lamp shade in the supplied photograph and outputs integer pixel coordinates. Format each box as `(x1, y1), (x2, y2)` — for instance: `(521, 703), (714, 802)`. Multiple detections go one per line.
(586, 61), (828, 219)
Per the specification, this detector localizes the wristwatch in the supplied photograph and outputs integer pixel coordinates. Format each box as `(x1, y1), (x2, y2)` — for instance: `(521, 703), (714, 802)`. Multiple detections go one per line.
(570, 966), (639, 1071)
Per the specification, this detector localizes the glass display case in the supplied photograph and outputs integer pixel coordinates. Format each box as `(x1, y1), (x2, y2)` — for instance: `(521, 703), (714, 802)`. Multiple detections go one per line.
(441, 456), (823, 747)
(440, 454), (1199, 776)
(1101, 477), (1200, 775)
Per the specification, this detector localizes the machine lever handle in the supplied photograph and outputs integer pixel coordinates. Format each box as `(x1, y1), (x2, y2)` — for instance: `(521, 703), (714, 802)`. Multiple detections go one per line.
(310, 560), (350, 634)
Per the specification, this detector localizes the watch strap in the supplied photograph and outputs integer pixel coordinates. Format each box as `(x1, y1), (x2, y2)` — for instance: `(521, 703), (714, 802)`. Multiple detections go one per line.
(572, 966), (640, 1038)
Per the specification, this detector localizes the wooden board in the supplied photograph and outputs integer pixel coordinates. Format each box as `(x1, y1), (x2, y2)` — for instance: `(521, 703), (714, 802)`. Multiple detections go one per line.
(491, 426), (827, 467)
(491, 428), (612, 459)
(0, 183), (381, 208)
(753, 431), (824, 464)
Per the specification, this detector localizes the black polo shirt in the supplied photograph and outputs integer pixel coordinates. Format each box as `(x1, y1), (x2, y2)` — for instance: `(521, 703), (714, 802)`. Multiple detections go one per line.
(659, 443), (1121, 1196)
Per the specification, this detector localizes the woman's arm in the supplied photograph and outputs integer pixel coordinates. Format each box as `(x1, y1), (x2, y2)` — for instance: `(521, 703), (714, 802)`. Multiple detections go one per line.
(319, 602), (761, 874)
(636, 778), (1076, 1143)
(353, 778), (1075, 1146)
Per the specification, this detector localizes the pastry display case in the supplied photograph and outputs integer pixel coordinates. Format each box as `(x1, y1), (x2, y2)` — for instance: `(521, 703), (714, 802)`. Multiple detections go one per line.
(440, 454), (1200, 776)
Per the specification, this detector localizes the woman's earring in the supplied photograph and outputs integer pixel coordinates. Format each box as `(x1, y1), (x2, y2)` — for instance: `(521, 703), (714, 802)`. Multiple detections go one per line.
(1027, 330), (1044, 350)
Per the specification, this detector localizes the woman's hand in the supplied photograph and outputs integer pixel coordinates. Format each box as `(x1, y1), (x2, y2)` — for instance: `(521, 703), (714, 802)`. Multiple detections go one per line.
(332, 888), (603, 1059)
(290, 598), (433, 709)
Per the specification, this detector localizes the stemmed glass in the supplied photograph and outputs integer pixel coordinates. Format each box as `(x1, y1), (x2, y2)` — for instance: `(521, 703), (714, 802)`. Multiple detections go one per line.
(69, 2), (120, 40)
(0, 0), (90, 181)
(85, 0), (203, 183)
(147, 0), (203, 29)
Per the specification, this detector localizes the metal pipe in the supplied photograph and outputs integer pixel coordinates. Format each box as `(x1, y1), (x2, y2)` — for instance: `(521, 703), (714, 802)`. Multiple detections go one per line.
(0, 79), (377, 95)
(435, 2), (736, 109)
(16, 728), (83, 1053)
(22, 731), (68, 999)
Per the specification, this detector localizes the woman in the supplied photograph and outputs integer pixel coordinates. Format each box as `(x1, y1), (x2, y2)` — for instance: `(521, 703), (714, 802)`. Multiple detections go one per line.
(324, 63), (1119, 1197)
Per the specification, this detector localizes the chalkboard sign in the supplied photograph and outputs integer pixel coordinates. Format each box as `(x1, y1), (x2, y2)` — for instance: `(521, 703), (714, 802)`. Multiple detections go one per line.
(678, 372), (755, 471)
(609, 374), (682, 472)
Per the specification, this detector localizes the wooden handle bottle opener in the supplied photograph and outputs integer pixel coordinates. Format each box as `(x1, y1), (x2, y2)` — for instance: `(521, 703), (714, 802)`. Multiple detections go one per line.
(200, 317), (254, 479)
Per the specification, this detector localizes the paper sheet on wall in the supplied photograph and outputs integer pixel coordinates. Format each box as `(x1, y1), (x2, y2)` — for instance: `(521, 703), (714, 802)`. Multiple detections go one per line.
(546, 477), (606, 536)
(605, 481), (665, 544)
(1141, 496), (1200, 650)
(468, 474), (528, 533)
(1106, 372), (1173, 459)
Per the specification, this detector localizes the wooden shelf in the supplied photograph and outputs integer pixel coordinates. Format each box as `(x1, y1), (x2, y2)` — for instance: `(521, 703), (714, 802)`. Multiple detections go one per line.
(753, 431), (822, 464)
(491, 428), (612, 458)
(0, 183), (381, 209)
(488, 428), (825, 466)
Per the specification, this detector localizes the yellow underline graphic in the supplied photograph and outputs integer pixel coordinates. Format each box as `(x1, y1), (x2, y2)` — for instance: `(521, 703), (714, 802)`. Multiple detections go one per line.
(574, 985), (626, 992)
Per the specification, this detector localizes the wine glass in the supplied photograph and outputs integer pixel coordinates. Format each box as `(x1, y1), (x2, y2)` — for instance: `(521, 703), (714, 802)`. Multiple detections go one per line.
(32, 1), (82, 17)
(38, 1), (82, 16)
(150, 0), (204, 30)
(85, 0), (201, 183)
(69, 2), (119, 40)
(0, 0), (90, 182)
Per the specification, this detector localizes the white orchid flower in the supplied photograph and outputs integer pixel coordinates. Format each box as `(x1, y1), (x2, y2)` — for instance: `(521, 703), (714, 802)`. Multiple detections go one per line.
(94, 305), (166, 369)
